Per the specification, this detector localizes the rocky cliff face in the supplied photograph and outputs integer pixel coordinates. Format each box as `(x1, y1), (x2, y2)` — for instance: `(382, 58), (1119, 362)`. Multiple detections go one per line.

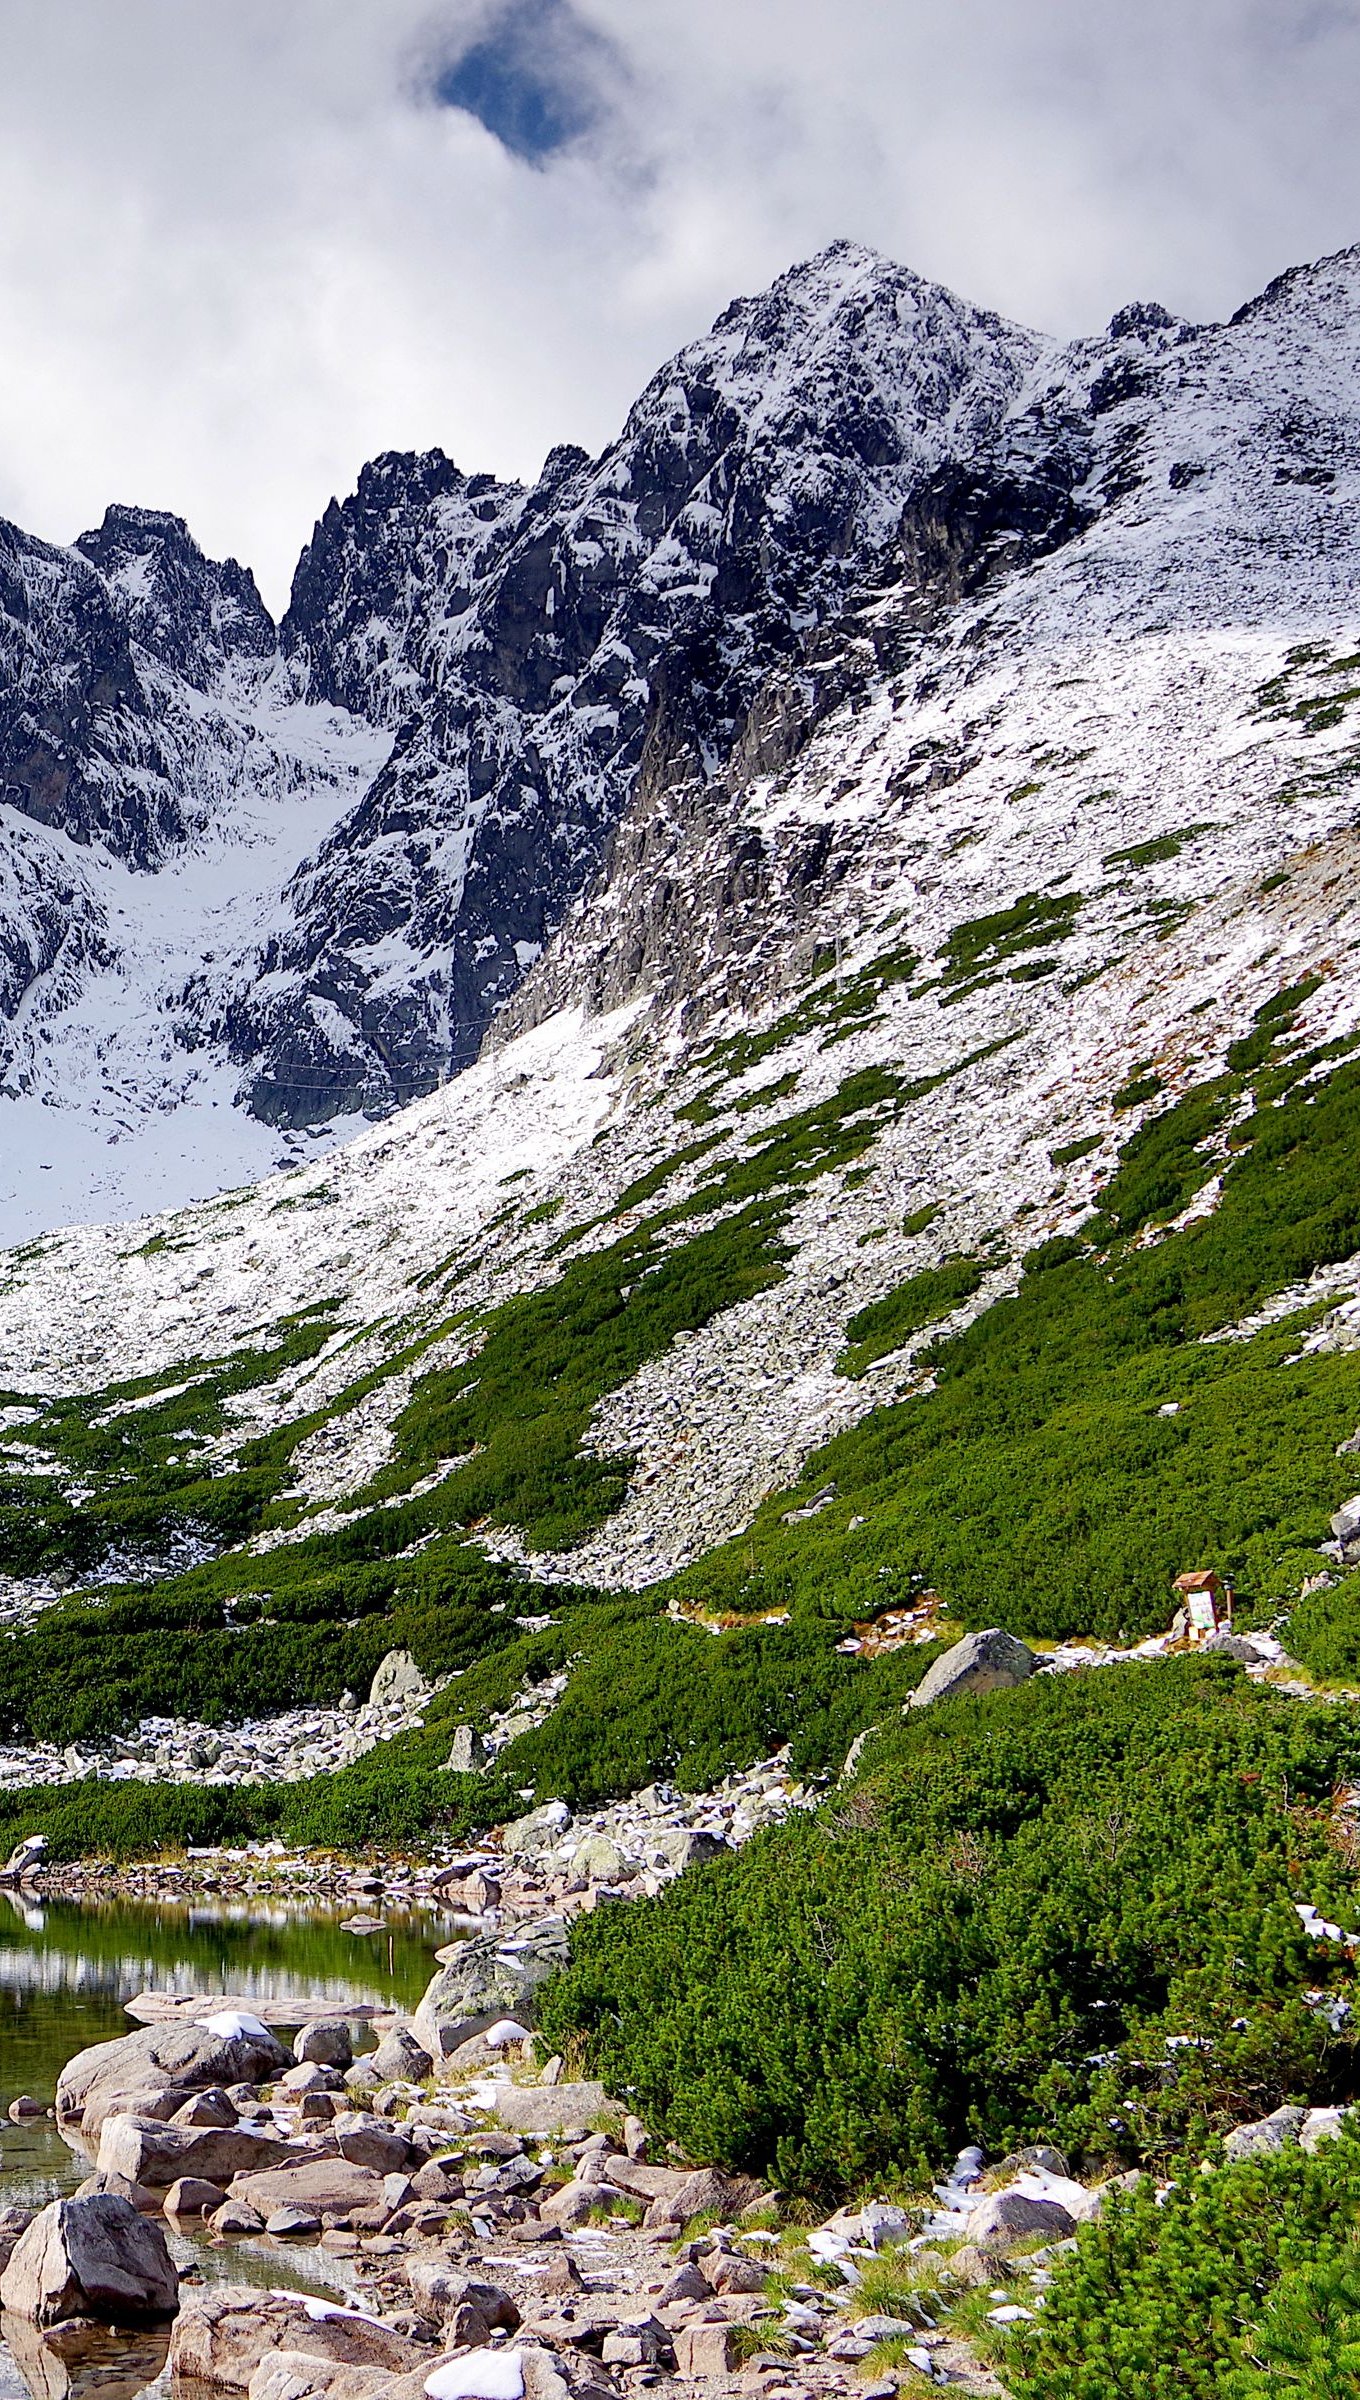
(213, 244), (1050, 1123)
(1, 239), (1358, 1234)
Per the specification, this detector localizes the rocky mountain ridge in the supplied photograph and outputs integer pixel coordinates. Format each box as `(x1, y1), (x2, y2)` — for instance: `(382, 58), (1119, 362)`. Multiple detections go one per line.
(0, 235), (1302, 1236)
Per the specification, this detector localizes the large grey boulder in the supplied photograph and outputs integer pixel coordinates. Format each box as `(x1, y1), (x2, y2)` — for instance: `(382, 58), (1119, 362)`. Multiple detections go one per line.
(489, 2081), (611, 2135)
(964, 2188), (1077, 2249)
(169, 2285), (427, 2389)
(96, 2114), (299, 2191)
(908, 1628), (1036, 1711)
(294, 2019), (354, 2069)
(0, 2194), (178, 2326)
(57, 2021), (288, 2142)
(225, 2158), (389, 2221)
(368, 1650), (430, 1709)
(369, 2028), (432, 2083)
(413, 1919), (569, 2063)
(648, 1828), (725, 1873)
(502, 1800), (572, 1858)
(570, 1834), (633, 1884)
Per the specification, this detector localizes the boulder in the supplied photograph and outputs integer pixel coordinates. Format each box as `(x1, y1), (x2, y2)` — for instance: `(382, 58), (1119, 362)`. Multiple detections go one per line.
(673, 2324), (739, 2378)
(210, 2201), (264, 2236)
(647, 1828), (725, 1874)
(370, 2030), (433, 2084)
(708, 2253), (766, 2295)
(1302, 2107), (1348, 2152)
(964, 2188), (1078, 2250)
(413, 1924), (567, 2064)
(1224, 2105), (1307, 2160)
(369, 1651), (430, 1709)
(569, 1836), (633, 1884)
(57, 2022), (288, 2141)
(641, 2165), (763, 2230)
(163, 2177), (228, 2217)
(0, 2194), (178, 2326)
(1331, 1496), (1360, 1560)
(908, 1629), (1036, 1711)
(170, 2286), (429, 2389)
(96, 2114), (299, 2191)
(445, 1726), (487, 1775)
(656, 2261), (713, 2307)
(172, 2089), (238, 2129)
(488, 2083), (611, 2137)
(1203, 1632), (1264, 1665)
(247, 2357), (424, 2400)
(501, 1802), (572, 1859)
(295, 2020), (355, 2069)
(334, 2116), (415, 2174)
(267, 2207), (322, 2238)
(227, 2156), (389, 2221)
(538, 2182), (595, 2231)
(281, 2062), (346, 2094)
(404, 2263), (520, 2333)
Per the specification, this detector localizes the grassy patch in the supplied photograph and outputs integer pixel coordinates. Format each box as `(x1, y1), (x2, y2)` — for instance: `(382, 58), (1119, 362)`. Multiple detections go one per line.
(837, 1257), (988, 1377)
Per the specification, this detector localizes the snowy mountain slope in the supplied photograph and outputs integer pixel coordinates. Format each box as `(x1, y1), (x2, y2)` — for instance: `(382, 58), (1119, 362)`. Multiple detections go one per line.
(0, 234), (1358, 1304)
(2, 228), (1360, 1616)
(0, 509), (392, 1237)
(208, 245), (1050, 1126)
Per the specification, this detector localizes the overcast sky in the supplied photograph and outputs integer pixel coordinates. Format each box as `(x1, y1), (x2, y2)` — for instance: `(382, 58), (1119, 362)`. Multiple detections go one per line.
(0, 0), (1356, 612)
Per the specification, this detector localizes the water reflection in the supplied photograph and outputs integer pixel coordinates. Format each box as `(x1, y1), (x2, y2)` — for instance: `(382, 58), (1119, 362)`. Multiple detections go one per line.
(0, 2314), (171, 2400)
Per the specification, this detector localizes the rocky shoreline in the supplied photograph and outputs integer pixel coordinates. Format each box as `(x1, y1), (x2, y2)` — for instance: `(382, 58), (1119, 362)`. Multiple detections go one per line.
(3, 1779), (1355, 2400)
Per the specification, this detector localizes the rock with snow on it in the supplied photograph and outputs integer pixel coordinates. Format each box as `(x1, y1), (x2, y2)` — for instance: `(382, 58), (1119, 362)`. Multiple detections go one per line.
(0, 2193), (178, 2326)
(908, 1629), (1036, 1710)
(501, 1801), (572, 1859)
(412, 1922), (567, 2062)
(424, 2350), (526, 2400)
(170, 2286), (428, 2390)
(57, 2020), (289, 2140)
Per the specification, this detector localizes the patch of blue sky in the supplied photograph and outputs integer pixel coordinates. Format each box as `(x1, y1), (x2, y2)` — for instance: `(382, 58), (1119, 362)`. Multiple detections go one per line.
(435, 0), (607, 164)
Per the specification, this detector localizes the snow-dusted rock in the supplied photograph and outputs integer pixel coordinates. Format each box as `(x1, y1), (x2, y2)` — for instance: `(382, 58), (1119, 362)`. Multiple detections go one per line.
(56, 2021), (289, 2140)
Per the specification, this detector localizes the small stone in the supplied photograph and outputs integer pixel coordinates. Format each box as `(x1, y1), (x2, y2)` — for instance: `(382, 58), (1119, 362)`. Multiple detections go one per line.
(265, 2205), (321, 2237)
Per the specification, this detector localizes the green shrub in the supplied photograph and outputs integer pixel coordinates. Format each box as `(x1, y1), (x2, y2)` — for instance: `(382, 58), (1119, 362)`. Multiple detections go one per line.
(1009, 2135), (1360, 2400)
(1284, 1577), (1360, 1683)
(837, 1257), (987, 1376)
(538, 1660), (1360, 2196)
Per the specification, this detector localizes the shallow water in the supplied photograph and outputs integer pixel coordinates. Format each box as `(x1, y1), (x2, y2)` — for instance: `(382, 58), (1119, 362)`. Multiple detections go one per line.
(0, 1884), (457, 2400)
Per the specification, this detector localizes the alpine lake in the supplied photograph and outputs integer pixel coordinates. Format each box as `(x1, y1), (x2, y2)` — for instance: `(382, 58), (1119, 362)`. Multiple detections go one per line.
(0, 1881), (465, 2400)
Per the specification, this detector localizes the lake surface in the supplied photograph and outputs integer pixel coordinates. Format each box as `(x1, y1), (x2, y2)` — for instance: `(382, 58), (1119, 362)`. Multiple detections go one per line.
(0, 1885), (459, 2400)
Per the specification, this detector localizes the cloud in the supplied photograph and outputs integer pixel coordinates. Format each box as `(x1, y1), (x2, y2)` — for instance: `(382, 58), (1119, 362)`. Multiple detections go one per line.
(0, 0), (1353, 613)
